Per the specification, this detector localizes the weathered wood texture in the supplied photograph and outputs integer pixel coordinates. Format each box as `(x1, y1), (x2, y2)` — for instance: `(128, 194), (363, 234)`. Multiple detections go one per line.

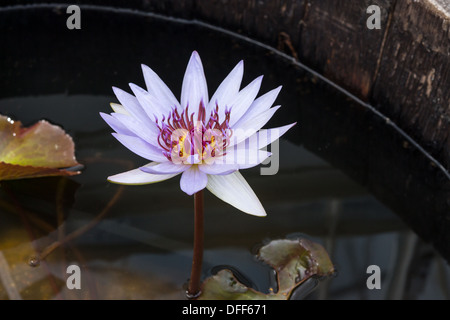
(193, 0), (450, 170)
(371, 0), (450, 168)
(2, 0), (448, 168)
(279, 0), (395, 98)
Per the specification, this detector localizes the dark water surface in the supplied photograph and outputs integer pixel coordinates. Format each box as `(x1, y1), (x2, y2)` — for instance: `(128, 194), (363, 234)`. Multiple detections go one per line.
(0, 4), (449, 299)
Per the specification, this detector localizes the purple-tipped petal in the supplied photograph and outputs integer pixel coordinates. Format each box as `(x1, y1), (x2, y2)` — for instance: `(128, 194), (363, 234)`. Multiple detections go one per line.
(219, 148), (272, 169)
(141, 64), (181, 111)
(229, 106), (282, 146)
(180, 165), (208, 195)
(100, 112), (135, 137)
(234, 123), (296, 150)
(140, 161), (190, 174)
(208, 60), (244, 120)
(129, 83), (167, 120)
(112, 133), (167, 162)
(102, 53), (293, 217)
(232, 86), (282, 129)
(112, 87), (150, 122)
(111, 112), (160, 148)
(180, 51), (209, 116)
(228, 75), (263, 127)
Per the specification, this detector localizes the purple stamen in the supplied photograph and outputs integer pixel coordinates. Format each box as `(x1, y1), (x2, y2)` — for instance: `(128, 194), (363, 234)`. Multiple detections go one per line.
(155, 101), (233, 162)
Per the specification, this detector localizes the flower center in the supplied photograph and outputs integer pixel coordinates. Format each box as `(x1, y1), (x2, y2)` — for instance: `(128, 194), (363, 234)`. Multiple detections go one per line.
(155, 102), (232, 164)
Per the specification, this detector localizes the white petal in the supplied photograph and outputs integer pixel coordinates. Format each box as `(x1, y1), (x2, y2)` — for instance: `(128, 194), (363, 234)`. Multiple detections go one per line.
(208, 60), (244, 119)
(229, 106), (282, 146)
(228, 75), (263, 127)
(108, 163), (180, 185)
(180, 51), (209, 116)
(198, 163), (239, 175)
(140, 161), (190, 174)
(180, 165), (208, 195)
(110, 103), (129, 115)
(218, 148), (272, 169)
(112, 133), (167, 162)
(206, 171), (266, 216)
(111, 112), (160, 148)
(100, 112), (135, 137)
(238, 151), (272, 169)
(234, 123), (296, 150)
(112, 87), (150, 122)
(129, 83), (167, 120)
(232, 86), (281, 129)
(141, 64), (181, 110)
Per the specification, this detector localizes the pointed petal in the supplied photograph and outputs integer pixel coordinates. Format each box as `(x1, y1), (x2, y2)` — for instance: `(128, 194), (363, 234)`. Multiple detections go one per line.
(198, 163), (239, 175)
(180, 51), (209, 116)
(112, 133), (167, 162)
(129, 83), (167, 120)
(234, 123), (296, 150)
(100, 112), (135, 137)
(180, 165), (208, 195)
(206, 171), (266, 216)
(141, 64), (181, 110)
(112, 87), (150, 122)
(229, 106), (282, 146)
(228, 75), (263, 127)
(238, 151), (271, 169)
(232, 86), (281, 128)
(110, 103), (129, 115)
(140, 161), (190, 174)
(219, 148), (272, 169)
(208, 60), (244, 118)
(111, 112), (160, 148)
(108, 163), (179, 185)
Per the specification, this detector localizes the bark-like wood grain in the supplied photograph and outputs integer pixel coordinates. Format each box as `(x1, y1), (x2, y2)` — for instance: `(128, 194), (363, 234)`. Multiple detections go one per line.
(371, 0), (450, 168)
(3, 0), (447, 167)
(193, 0), (449, 170)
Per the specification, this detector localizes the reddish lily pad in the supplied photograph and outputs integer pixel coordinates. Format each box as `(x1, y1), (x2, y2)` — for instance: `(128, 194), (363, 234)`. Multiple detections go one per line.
(0, 115), (81, 180)
(198, 238), (335, 300)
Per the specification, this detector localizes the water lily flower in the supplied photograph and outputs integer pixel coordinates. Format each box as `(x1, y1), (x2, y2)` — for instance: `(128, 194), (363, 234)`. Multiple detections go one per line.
(100, 51), (295, 217)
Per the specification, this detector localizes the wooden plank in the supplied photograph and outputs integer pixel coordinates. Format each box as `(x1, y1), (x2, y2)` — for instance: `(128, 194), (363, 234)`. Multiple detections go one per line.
(194, 0), (307, 52)
(1, 1), (446, 168)
(192, 0), (449, 170)
(298, 0), (394, 98)
(370, 0), (450, 168)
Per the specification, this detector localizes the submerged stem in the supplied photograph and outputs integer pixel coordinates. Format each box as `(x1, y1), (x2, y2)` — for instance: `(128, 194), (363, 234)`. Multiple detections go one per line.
(37, 185), (124, 261)
(187, 190), (204, 299)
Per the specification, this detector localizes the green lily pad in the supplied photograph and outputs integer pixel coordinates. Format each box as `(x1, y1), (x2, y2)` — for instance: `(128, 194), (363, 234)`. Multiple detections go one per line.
(198, 238), (335, 300)
(198, 269), (282, 300)
(0, 115), (81, 180)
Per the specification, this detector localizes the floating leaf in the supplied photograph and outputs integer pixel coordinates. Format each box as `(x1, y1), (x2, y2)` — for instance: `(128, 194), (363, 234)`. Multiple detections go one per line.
(198, 238), (335, 300)
(0, 115), (81, 180)
(259, 238), (335, 297)
(199, 269), (283, 300)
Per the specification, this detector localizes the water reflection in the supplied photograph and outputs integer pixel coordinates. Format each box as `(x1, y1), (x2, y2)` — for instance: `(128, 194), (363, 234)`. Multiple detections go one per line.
(0, 95), (448, 299)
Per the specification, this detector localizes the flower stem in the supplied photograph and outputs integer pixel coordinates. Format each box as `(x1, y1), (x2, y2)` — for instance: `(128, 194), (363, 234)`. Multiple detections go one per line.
(187, 190), (204, 299)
